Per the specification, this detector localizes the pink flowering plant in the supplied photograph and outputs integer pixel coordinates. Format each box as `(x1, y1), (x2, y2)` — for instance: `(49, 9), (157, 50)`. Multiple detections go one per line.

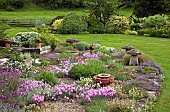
(44, 57), (87, 76)
(16, 80), (52, 105)
(53, 82), (116, 102)
(83, 52), (103, 59)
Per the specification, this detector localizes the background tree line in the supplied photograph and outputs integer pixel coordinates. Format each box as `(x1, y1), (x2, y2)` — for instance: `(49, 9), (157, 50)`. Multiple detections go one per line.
(0, 0), (169, 18)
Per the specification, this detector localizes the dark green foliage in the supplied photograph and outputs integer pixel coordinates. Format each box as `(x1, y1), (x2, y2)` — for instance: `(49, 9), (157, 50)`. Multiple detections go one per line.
(118, 0), (136, 7)
(87, 0), (118, 28)
(36, 72), (58, 86)
(0, 0), (29, 11)
(59, 13), (88, 34)
(40, 60), (49, 66)
(36, 0), (85, 9)
(74, 42), (85, 51)
(142, 14), (168, 29)
(138, 14), (170, 38)
(73, 42), (90, 50)
(69, 59), (107, 80)
(133, 0), (168, 18)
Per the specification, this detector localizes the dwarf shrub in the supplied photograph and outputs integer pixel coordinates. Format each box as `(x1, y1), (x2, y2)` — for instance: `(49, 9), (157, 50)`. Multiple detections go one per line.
(59, 13), (88, 34)
(36, 72), (58, 86)
(69, 59), (106, 80)
(106, 16), (130, 34)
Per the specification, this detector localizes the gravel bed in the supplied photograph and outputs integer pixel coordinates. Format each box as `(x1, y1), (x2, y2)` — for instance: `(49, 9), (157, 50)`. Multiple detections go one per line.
(44, 101), (85, 112)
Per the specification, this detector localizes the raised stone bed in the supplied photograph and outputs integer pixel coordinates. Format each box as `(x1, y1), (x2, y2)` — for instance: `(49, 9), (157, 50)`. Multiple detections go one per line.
(13, 45), (51, 54)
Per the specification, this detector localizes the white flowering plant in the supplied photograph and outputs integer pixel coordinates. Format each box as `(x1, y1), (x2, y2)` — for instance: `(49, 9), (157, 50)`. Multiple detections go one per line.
(12, 32), (41, 47)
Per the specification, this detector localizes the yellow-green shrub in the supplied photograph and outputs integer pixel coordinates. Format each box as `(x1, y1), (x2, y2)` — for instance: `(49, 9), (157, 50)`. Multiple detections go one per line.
(51, 19), (63, 30)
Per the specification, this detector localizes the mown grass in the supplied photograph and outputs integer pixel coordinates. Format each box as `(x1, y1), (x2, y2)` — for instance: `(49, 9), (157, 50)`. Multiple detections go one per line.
(0, 3), (131, 20)
(0, 3), (88, 20)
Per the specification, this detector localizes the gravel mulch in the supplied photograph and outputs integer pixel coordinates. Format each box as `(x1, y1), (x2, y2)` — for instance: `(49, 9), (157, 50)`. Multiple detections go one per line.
(44, 101), (85, 112)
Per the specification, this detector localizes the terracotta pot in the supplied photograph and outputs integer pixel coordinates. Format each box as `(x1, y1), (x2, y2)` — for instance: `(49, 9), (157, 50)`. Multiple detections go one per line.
(4, 37), (11, 48)
(100, 79), (110, 86)
(36, 42), (42, 48)
(109, 76), (115, 83)
(93, 73), (115, 86)
(5, 42), (11, 48)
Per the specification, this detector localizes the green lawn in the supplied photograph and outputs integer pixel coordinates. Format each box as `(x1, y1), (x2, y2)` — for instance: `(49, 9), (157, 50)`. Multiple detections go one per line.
(0, 3), (88, 20)
(0, 9), (88, 20)
(0, 3), (132, 20)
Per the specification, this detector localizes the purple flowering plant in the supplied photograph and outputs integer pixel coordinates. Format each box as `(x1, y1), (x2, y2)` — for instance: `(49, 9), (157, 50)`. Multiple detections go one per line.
(16, 80), (52, 105)
(0, 66), (23, 110)
(139, 62), (163, 75)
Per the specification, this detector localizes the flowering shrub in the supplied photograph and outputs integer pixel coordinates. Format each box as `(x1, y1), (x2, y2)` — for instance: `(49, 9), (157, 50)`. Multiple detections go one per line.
(106, 16), (130, 34)
(51, 19), (63, 30)
(12, 32), (41, 47)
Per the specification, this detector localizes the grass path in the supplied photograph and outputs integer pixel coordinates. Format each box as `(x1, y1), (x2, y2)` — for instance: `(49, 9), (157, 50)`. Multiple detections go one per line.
(56, 34), (170, 112)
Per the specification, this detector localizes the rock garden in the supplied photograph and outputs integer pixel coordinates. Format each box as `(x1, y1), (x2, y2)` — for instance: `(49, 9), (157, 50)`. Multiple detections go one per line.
(0, 33), (164, 112)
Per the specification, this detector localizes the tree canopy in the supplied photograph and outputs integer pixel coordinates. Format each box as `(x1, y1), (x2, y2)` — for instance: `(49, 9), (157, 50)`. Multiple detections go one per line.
(87, 0), (118, 27)
(133, 0), (169, 18)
